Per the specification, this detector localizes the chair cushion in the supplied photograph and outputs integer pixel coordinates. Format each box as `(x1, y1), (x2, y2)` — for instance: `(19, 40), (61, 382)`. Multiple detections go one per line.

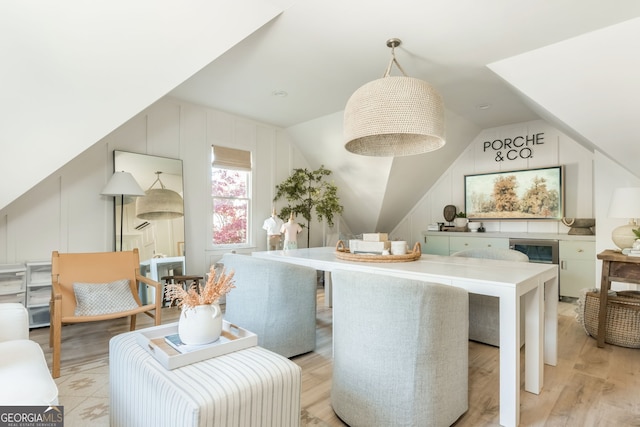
(74, 279), (139, 316)
(0, 340), (59, 405)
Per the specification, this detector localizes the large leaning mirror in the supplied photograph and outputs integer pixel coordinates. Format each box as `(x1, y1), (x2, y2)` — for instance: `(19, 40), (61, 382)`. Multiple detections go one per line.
(113, 151), (185, 289)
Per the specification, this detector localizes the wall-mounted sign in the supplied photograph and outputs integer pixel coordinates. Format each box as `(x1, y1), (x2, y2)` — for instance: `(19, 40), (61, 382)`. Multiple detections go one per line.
(483, 132), (545, 162)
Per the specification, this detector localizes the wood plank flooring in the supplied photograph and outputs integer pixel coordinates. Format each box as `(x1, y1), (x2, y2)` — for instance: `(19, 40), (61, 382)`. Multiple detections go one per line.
(28, 289), (640, 426)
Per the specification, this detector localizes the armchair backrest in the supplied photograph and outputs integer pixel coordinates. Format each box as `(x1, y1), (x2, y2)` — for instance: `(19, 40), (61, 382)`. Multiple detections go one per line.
(0, 303), (29, 342)
(51, 249), (142, 318)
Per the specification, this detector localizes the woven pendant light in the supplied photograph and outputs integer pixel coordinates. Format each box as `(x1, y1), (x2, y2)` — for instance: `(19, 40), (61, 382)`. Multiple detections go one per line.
(344, 38), (445, 157)
(136, 171), (184, 220)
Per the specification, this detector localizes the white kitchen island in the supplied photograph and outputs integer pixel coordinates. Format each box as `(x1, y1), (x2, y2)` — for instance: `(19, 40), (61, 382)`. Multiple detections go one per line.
(252, 247), (558, 427)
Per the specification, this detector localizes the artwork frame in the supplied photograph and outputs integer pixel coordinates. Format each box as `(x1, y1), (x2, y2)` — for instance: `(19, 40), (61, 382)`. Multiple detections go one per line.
(464, 165), (564, 220)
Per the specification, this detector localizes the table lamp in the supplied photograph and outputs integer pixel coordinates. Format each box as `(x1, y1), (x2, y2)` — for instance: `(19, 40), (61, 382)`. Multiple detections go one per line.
(101, 171), (146, 251)
(607, 187), (640, 250)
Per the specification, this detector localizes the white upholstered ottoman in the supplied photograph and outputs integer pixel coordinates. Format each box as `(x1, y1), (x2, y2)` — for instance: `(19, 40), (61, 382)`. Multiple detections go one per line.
(109, 327), (301, 427)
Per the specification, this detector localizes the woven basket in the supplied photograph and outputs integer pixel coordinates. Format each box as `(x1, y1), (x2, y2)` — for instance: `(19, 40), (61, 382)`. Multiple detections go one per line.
(335, 240), (421, 263)
(577, 288), (640, 348)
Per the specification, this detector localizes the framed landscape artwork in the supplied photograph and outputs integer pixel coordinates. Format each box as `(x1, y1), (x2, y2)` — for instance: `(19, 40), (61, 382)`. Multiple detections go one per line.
(464, 165), (564, 220)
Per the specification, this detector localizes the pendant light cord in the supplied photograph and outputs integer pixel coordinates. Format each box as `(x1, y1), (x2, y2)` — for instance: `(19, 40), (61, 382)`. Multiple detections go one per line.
(383, 42), (407, 77)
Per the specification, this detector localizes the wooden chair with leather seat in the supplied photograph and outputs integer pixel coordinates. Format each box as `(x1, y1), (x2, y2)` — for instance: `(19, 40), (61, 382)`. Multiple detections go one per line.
(50, 248), (162, 378)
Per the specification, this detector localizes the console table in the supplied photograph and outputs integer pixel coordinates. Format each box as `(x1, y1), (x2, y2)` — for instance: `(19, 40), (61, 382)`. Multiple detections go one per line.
(596, 250), (640, 347)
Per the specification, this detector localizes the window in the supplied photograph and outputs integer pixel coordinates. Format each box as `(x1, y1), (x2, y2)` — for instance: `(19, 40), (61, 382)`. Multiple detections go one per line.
(211, 146), (252, 246)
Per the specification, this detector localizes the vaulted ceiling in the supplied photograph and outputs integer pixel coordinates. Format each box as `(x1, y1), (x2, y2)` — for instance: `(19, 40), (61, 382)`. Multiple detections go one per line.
(3, 1), (640, 234)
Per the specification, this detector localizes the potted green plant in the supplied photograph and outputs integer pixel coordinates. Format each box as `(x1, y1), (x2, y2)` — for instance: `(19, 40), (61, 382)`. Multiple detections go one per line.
(273, 166), (343, 247)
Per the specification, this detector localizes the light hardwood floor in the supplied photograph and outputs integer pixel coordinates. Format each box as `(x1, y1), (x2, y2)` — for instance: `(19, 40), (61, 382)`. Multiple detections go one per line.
(29, 289), (640, 426)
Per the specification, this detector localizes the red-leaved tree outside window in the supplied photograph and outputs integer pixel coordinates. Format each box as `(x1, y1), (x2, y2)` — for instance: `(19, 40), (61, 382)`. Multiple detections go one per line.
(211, 146), (251, 246)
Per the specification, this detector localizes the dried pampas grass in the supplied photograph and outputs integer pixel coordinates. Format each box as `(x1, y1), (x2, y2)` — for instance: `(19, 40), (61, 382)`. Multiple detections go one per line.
(165, 265), (235, 308)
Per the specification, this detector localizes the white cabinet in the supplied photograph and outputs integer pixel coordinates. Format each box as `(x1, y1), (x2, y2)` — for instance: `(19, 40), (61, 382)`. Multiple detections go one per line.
(26, 261), (52, 328)
(0, 264), (26, 305)
(449, 236), (509, 254)
(559, 241), (595, 298)
(422, 234), (449, 255)
(423, 234), (510, 255)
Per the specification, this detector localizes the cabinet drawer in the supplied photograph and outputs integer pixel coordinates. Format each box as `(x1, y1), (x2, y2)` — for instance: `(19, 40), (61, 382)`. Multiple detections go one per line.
(423, 235), (449, 256)
(0, 292), (25, 304)
(559, 240), (595, 260)
(450, 236), (509, 253)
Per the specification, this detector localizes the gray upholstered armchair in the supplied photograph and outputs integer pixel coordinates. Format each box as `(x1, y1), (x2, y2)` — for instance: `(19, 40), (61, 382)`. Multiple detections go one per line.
(451, 247), (529, 346)
(220, 253), (317, 358)
(330, 269), (469, 427)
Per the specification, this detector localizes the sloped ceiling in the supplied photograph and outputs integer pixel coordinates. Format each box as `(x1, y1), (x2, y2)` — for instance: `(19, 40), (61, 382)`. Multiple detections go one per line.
(3, 1), (640, 236)
(488, 17), (640, 178)
(0, 0), (287, 209)
(169, 1), (640, 234)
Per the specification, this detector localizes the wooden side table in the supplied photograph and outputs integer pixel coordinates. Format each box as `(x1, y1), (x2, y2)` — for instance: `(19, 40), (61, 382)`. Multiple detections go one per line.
(596, 250), (640, 347)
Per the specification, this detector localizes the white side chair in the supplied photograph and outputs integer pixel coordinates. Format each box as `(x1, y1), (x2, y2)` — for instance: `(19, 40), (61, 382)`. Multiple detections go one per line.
(221, 253), (317, 358)
(451, 248), (529, 346)
(330, 269), (469, 427)
(0, 303), (59, 405)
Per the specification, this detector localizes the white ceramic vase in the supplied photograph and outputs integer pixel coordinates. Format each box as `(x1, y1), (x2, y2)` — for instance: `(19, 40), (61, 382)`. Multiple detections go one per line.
(178, 303), (222, 345)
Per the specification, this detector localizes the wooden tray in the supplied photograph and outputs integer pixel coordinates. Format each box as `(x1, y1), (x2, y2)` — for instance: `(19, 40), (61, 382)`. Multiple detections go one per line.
(335, 240), (422, 263)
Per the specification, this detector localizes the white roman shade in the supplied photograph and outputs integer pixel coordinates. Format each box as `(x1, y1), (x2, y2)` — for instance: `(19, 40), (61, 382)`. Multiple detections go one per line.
(212, 146), (252, 171)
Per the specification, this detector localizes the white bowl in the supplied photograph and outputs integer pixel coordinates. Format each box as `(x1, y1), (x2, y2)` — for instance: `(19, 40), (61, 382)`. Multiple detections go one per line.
(467, 222), (481, 232)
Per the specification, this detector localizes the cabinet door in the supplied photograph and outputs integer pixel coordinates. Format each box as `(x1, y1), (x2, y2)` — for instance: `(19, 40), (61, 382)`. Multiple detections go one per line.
(423, 235), (449, 255)
(559, 240), (595, 298)
(449, 236), (509, 254)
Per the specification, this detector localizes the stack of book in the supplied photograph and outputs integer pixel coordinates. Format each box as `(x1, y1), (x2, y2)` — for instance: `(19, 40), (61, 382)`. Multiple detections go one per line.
(627, 249), (640, 257)
(349, 233), (390, 255)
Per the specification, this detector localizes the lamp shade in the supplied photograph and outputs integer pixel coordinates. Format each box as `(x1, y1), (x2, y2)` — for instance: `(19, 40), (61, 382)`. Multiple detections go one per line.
(344, 75), (445, 157)
(136, 188), (184, 220)
(135, 171), (184, 220)
(101, 172), (145, 198)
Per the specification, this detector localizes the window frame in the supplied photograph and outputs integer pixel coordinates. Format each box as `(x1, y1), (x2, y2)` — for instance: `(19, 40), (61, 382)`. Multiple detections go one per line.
(209, 146), (253, 249)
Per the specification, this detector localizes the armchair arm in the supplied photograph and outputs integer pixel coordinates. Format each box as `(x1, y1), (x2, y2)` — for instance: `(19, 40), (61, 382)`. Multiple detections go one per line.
(135, 272), (161, 291)
(0, 303), (29, 342)
(135, 270), (163, 312)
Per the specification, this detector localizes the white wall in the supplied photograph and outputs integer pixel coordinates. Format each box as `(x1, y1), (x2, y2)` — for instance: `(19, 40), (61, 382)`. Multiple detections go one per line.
(594, 150), (640, 290)
(392, 120), (594, 241)
(0, 97), (316, 275)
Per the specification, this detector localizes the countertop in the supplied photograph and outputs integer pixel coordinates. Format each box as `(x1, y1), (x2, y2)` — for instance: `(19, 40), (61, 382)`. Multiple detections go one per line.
(421, 230), (595, 241)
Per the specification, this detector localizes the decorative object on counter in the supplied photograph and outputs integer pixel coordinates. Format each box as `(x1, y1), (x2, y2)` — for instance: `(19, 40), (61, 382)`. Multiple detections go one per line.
(335, 240), (421, 263)
(165, 265), (235, 346)
(453, 211), (468, 230)
(343, 38), (445, 157)
(390, 241), (408, 255)
(561, 218), (596, 235)
(467, 222), (481, 232)
(350, 232), (390, 254)
(443, 205), (456, 223)
(478, 223), (486, 232)
(607, 187), (640, 250)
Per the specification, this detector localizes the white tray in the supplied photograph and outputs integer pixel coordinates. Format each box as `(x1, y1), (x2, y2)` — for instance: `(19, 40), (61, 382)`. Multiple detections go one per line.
(136, 320), (258, 370)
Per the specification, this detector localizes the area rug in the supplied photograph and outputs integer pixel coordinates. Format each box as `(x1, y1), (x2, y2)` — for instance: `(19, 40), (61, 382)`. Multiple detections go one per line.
(55, 356), (329, 426)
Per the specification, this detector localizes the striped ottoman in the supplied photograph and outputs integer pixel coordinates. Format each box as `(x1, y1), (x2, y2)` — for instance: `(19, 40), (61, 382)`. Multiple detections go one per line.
(109, 328), (301, 427)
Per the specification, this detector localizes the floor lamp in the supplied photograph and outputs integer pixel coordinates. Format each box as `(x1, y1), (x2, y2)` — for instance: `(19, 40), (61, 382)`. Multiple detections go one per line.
(101, 171), (146, 251)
